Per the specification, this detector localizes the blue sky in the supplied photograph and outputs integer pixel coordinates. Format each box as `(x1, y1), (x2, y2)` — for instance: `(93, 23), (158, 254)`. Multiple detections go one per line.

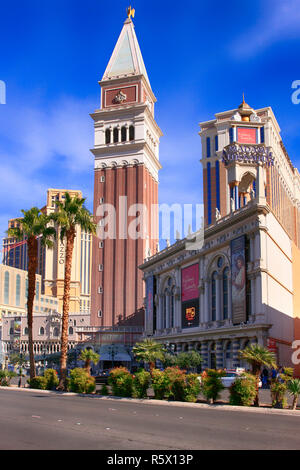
(0, 0), (300, 249)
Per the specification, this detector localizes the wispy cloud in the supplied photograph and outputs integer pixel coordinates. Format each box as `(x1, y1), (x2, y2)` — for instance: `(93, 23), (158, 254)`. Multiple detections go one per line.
(0, 96), (95, 241)
(231, 0), (300, 58)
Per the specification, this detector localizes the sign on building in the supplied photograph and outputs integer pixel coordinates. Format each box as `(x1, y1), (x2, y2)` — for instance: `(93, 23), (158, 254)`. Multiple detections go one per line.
(181, 264), (199, 329)
(231, 236), (247, 324)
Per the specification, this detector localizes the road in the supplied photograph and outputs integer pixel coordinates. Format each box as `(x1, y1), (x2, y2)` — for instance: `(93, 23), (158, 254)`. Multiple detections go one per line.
(0, 389), (300, 450)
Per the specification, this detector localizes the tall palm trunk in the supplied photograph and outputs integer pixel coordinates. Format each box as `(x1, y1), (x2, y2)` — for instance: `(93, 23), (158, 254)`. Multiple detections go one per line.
(252, 364), (260, 407)
(85, 360), (91, 375)
(27, 236), (38, 380)
(58, 227), (75, 390)
(292, 395), (298, 410)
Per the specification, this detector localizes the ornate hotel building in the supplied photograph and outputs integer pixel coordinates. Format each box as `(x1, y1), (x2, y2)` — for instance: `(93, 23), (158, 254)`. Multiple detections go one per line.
(2, 188), (92, 315)
(90, 15), (162, 327)
(141, 99), (300, 374)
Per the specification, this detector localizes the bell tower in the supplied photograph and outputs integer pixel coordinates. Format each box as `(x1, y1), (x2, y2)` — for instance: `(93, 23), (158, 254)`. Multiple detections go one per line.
(90, 11), (163, 327)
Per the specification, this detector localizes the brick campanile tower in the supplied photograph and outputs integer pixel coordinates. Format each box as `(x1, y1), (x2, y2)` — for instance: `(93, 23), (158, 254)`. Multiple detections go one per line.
(90, 12), (162, 327)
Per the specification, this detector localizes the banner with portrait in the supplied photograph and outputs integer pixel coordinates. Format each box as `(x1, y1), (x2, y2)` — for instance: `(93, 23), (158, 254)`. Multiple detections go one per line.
(231, 236), (247, 325)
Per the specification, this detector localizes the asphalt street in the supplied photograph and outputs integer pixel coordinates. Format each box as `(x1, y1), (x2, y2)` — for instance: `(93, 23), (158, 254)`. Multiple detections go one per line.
(0, 389), (300, 450)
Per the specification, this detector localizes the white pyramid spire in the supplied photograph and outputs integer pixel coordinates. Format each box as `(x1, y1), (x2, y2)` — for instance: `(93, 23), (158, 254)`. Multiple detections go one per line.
(102, 18), (151, 87)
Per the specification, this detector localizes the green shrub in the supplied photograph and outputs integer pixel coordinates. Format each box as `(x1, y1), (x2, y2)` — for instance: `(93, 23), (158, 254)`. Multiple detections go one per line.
(151, 369), (166, 399)
(201, 369), (225, 403)
(271, 381), (287, 408)
(229, 373), (257, 406)
(162, 367), (186, 401)
(108, 367), (133, 397)
(132, 369), (151, 398)
(100, 384), (109, 395)
(69, 368), (96, 394)
(184, 374), (201, 402)
(0, 370), (17, 386)
(28, 376), (47, 390)
(44, 369), (59, 390)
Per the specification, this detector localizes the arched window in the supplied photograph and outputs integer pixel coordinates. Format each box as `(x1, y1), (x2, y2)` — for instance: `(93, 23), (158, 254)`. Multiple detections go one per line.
(211, 272), (218, 321)
(9, 327), (14, 335)
(39, 327), (45, 335)
(16, 274), (21, 306)
(53, 327), (59, 337)
(24, 327), (28, 335)
(223, 267), (229, 320)
(121, 126), (127, 142)
(129, 125), (135, 141)
(113, 127), (119, 143)
(105, 129), (111, 144)
(4, 271), (9, 305)
(69, 327), (74, 335)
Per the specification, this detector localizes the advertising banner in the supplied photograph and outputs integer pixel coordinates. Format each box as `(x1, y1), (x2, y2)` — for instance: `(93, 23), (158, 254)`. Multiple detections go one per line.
(237, 127), (257, 144)
(182, 299), (200, 329)
(14, 319), (21, 336)
(181, 264), (199, 302)
(231, 236), (246, 325)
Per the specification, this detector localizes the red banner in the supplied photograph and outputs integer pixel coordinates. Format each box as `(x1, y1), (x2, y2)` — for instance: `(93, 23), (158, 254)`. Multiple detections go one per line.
(237, 127), (257, 144)
(181, 264), (199, 302)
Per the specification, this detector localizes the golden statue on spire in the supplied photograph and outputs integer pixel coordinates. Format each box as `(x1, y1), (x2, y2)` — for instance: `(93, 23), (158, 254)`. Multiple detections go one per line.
(127, 5), (135, 20)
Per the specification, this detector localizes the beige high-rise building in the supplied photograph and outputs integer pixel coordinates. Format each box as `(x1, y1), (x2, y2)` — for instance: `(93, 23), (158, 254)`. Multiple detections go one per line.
(2, 188), (92, 315)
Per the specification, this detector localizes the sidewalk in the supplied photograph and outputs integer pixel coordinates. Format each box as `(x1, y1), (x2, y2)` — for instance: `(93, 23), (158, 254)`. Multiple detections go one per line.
(2, 384), (300, 418)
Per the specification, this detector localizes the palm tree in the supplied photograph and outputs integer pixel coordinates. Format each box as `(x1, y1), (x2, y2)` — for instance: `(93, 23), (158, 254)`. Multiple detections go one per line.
(50, 193), (96, 390)
(7, 208), (56, 380)
(287, 378), (300, 410)
(239, 343), (277, 407)
(79, 348), (100, 375)
(132, 339), (166, 375)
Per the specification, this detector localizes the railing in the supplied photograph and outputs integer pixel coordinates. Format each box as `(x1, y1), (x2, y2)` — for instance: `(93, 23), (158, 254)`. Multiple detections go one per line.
(75, 325), (144, 333)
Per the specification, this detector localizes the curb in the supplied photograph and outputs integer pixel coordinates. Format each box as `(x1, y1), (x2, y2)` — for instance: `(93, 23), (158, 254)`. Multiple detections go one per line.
(1, 386), (300, 417)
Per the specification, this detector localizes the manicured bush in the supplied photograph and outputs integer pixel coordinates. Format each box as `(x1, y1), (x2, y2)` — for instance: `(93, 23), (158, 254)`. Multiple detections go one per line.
(201, 369), (225, 403)
(44, 369), (59, 390)
(108, 367), (133, 397)
(151, 369), (166, 400)
(229, 373), (257, 406)
(0, 370), (17, 386)
(163, 367), (186, 401)
(132, 369), (151, 398)
(270, 381), (287, 408)
(28, 376), (47, 390)
(100, 384), (109, 395)
(184, 373), (201, 402)
(69, 368), (96, 394)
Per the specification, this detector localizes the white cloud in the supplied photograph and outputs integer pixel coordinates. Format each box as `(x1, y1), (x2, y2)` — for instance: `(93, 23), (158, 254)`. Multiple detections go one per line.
(231, 0), (300, 57)
(0, 96), (95, 240)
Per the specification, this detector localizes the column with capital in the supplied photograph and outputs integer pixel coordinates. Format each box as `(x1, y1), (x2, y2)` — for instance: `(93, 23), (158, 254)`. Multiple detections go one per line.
(204, 279), (210, 323)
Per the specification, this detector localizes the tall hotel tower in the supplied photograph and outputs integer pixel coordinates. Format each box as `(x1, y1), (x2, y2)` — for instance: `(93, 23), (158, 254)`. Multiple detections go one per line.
(90, 12), (162, 327)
